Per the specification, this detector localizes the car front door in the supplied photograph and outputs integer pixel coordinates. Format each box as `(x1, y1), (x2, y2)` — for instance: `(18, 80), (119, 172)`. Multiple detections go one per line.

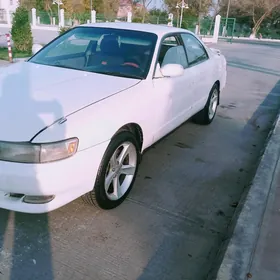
(180, 33), (213, 113)
(152, 34), (197, 142)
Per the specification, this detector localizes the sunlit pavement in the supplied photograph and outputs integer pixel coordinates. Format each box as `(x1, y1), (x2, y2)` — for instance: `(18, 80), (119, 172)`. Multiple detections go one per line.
(0, 60), (10, 67)
(0, 42), (280, 280)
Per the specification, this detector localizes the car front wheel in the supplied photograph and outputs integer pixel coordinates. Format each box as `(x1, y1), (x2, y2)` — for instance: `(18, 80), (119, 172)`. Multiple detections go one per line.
(82, 130), (140, 210)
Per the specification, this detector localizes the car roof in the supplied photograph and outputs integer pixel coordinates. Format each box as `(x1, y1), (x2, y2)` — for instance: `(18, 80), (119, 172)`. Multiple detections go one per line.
(82, 22), (192, 37)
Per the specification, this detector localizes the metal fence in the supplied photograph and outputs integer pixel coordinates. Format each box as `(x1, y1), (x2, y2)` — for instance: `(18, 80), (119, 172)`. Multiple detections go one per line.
(232, 20), (280, 39)
(37, 11), (57, 25)
(219, 17), (236, 38)
(218, 17), (280, 39)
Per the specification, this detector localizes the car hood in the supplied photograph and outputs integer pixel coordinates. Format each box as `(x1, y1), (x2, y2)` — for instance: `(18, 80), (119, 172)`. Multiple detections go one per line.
(0, 62), (140, 141)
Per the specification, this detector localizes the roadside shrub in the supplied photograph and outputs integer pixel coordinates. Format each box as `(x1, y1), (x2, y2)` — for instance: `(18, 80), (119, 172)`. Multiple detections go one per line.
(181, 21), (188, 30)
(132, 17), (142, 23)
(59, 26), (71, 35)
(11, 6), (33, 53)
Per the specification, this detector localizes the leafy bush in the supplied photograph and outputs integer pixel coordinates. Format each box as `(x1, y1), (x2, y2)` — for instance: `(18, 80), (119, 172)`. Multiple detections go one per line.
(132, 17), (142, 23)
(11, 6), (33, 53)
(59, 26), (71, 35)
(181, 21), (188, 29)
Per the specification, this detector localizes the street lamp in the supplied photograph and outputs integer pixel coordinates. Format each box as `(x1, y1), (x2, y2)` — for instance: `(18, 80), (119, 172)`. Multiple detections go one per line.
(176, 0), (189, 28)
(53, 0), (63, 26)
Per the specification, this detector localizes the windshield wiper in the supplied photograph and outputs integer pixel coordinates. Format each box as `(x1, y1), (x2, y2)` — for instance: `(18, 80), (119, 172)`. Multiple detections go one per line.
(29, 61), (80, 71)
(92, 71), (143, 80)
(50, 64), (80, 70)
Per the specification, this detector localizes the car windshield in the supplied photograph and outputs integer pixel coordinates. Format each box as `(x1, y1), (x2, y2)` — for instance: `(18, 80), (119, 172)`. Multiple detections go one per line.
(29, 26), (158, 79)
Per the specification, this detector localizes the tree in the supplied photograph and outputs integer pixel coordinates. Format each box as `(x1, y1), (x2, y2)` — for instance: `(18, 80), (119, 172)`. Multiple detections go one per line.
(11, 6), (33, 53)
(164, 0), (213, 30)
(230, 0), (280, 37)
(164, 0), (212, 17)
(132, 0), (152, 23)
(43, 0), (55, 24)
(63, 0), (75, 18)
(208, 0), (227, 33)
(141, 0), (152, 22)
(102, 0), (119, 20)
(35, 0), (44, 11)
(19, 0), (36, 9)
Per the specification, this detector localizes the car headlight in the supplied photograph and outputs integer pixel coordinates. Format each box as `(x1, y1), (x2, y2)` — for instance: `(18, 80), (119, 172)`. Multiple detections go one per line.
(0, 138), (79, 163)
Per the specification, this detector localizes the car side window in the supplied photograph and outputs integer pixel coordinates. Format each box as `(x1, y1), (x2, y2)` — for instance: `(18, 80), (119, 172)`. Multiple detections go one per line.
(181, 33), (208, 66)
(158, 35), (188, 69)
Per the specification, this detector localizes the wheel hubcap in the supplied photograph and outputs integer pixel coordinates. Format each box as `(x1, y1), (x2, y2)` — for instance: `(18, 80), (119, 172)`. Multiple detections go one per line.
(105, 142), (137, 201)
(208, 89), (218, 120)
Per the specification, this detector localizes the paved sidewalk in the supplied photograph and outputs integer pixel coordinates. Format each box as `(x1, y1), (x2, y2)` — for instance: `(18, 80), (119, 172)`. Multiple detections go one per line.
(0, 60), (9, 67)
(249, 157), (280, 279)
(215, 111), (280, 280)
(0, 58), (28, 67)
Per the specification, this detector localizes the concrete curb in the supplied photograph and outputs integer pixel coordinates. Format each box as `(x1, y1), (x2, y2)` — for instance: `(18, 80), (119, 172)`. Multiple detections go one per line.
(218, 38), (280, 47)
(214, 113), (280, 280)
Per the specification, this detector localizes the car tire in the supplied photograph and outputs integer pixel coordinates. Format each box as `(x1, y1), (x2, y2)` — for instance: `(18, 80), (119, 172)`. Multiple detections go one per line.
(192, 84), (219, 125)
(82, 130), (140, 210)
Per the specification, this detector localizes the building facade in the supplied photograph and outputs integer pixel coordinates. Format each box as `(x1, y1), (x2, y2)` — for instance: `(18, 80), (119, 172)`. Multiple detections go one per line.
(0, 0), (19, 12)
(0, 0), (19, 23)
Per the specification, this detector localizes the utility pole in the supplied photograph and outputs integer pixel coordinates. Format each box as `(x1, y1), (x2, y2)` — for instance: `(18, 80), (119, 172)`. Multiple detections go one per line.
(90, 0), (93, 11)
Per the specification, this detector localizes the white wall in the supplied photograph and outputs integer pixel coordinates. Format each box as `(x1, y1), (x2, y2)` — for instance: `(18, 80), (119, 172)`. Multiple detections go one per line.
(0, 0), (19, 12)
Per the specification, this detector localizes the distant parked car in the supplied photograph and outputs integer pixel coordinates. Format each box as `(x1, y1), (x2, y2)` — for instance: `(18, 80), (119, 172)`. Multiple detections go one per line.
(0, 23), (227, 214)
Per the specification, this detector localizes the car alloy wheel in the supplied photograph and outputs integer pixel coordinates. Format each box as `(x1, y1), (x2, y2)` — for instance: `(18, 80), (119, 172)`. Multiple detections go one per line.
(192, 83), (219, 125)
(81, 130), (140, 210)
(208, 88), (219, 120)
(104, 142), (137, 201)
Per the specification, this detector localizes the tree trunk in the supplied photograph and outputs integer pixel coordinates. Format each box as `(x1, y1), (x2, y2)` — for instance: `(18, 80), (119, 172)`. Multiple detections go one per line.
(142, 10), (146, 23)
(250, 10), (271, 38)
(45, 2), (53, 25)
(208, 15), (215, 34)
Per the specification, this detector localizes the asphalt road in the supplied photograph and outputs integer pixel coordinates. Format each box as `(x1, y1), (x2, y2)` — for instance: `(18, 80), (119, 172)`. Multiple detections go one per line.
(0, 42), (280, 280)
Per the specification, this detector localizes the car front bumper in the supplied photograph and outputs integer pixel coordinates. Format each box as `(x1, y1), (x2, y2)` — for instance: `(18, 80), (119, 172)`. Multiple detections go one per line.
(0, 140), (110, 214)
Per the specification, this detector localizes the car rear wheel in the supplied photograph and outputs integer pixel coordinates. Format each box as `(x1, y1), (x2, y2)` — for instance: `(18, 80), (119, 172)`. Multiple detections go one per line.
(192, 84), (219, 125)
(82, 130), (140, 210)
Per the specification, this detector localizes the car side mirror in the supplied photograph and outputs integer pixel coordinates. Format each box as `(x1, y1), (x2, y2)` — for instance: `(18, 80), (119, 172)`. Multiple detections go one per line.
(160, 64), (184, 78)
(32, 44), (43, 55)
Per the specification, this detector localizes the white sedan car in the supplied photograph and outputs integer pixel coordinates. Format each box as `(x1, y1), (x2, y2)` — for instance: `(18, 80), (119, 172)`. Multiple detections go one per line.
(0, 23), (227, 213)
